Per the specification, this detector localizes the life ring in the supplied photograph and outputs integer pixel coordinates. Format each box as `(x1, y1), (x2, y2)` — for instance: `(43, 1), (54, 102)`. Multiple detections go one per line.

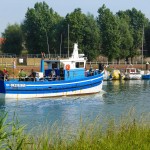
(66, 64), (70, 70)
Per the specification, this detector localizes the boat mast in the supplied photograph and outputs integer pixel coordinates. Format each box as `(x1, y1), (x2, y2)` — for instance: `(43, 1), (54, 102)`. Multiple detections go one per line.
(141, 25), (144, 70)
(46, 31), (50, 59)
(68, 24), (69, 58)
(60, 34), (62, 58)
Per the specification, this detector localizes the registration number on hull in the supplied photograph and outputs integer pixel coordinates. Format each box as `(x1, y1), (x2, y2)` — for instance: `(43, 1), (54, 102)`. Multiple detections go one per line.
(8, 84), (26, 88)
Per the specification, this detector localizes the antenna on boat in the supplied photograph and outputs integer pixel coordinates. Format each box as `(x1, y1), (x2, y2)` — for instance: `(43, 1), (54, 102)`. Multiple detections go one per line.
(68, 24), (69, 58)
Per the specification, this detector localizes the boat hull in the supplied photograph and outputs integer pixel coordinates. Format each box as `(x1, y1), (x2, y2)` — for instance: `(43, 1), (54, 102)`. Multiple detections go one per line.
(0, 74), (103, 99)
(142, 74), (150, 79)
(103, 70), (112, 81)
(112, 70), (120, 80)
(124, 74), (142, 80)
(0, 82), (103, 99)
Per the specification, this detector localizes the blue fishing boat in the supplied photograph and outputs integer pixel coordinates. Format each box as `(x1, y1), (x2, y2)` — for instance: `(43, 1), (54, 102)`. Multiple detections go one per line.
(0, 43), (104, 99)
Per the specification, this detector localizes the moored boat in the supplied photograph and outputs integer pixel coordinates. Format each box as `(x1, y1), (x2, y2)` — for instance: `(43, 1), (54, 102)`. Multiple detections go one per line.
(0, 43), (104, 99)
(142, 71), (150, 79)
(103, 70), (112, 81)
(124, 67), (142, 80)
(111, 69), (125, 80)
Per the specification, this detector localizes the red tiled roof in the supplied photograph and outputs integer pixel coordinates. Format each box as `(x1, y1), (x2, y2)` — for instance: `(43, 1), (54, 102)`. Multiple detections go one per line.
(0, 38), (5, 44)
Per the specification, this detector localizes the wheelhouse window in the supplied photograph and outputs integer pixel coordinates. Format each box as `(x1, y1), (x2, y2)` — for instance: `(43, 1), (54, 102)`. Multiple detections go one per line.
(75, 62), (84, 68)
(52, 62), (58, 69)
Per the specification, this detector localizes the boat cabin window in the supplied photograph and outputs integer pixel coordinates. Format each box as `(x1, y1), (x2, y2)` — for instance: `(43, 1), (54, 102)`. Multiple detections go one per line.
(52, 63), (57, 69)
(76, 62), (84, 68)
(126, 69), (136, 73)
(131, 69), (135, 73)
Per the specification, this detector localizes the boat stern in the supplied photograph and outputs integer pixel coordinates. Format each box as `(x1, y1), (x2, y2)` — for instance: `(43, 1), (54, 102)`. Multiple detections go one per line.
(0, 80), (6, 94)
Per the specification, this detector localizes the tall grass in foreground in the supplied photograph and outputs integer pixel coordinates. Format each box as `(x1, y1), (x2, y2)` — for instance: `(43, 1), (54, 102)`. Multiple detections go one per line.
(0, 113), (26, 150)
(0, 112), (150, 150)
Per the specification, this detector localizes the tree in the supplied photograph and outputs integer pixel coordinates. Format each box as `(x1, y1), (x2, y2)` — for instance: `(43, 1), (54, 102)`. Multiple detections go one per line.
(97, 5), (121, 62)
(122, 8), (149, 62)
(145, 23), (150, 56)
(82, 14), (101, 61)
(116, 12), (133, 62)
(22, 1), (62, 54)
(61, 8), (101, 60)
(62, 8), (88, 54)
(118, 18), (133, 62)
(1, 24), (23, 55)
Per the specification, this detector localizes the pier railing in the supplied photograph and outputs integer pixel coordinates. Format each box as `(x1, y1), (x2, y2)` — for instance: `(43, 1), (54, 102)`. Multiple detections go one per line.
(0, 53), (150, 67)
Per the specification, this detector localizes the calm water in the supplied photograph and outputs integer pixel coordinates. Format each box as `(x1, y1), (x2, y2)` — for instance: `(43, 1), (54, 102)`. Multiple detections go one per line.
(0, 80), (150, 132)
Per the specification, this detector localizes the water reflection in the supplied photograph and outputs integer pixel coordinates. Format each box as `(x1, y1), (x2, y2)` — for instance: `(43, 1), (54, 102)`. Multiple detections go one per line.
(0, 97), (5, 114)
(103, 80), (150, 115)
(1, 93), (104, 132)
(0, 98), (5, 106)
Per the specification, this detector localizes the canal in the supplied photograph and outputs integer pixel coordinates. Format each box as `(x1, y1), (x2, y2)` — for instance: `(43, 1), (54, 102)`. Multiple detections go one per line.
(0, 80), (149, 133)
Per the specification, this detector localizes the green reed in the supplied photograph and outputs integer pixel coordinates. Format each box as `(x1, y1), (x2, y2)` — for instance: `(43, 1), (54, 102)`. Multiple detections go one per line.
(0, 111), (150, 150)
(0, 112), (27, 150)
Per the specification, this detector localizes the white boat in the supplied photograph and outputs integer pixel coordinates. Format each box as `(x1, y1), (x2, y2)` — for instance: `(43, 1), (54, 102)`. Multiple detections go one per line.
(124, 67), (142, 80)
(103, 70), (112, 81)
(0, 43), (104, 99)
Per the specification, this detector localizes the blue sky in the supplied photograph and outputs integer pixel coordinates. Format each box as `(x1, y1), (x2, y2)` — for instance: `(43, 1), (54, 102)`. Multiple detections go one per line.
(0, 0), (150, 36)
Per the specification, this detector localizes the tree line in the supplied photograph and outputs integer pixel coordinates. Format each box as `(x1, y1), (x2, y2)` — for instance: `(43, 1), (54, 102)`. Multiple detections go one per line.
(1, 2), (150, 62)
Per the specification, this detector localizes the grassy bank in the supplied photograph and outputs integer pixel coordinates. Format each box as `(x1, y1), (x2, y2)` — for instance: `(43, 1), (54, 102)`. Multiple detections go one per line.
(0, 112), (150, 150)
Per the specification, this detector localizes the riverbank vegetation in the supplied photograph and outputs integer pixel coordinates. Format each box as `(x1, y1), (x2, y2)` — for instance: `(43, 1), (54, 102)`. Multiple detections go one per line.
(0, 112), (149, 149)
(1, 2), (150, 62)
